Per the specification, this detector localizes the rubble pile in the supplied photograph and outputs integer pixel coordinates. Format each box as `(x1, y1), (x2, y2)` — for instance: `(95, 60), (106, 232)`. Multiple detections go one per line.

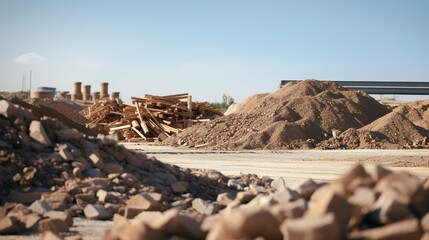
(166, 80), (392, 150)
(81, 93), (223, 142)
(102, 164), (429, 240)
(0, 99), (268, 236)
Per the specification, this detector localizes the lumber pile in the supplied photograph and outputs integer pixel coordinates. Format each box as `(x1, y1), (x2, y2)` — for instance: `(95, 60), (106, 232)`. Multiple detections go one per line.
(104, 93), (223, 142)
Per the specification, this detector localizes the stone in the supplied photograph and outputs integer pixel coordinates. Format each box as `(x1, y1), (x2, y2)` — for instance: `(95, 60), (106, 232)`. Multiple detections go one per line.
(152, 208), (204, 240)
(171, 182), (189, 194)
(88, 152), (104, 169)
(375, 171), (428, 216)
(271, 177), (286, 190)
(370, 188), (413, 225)
(421, 212), (429, 232)
(0, 100), (19, 118)
(294, 179), (319, 200)
(103, 163), (124, 175)
(200, 214), (221, 232)
(146, 192), (163, 203)
(75, 192), (97, 204)
(227, 179), (243, 190)
(422, 233), (429, 240)
(366, 164), (392, 182)
(272, 187), (300, 203)
(6, 190), (46, 205)
(85, 168), (105, 178)
(22, 213), (42, 231)
(56, 128), (80, 141)
(42, 191), (71, 207)
(44, 211), (73, 228)
(207, 207), (282, 240)
(270, 198), (308, 223)
(104, 148), (125, 162)
(348, 187), (376, 209)
(335, 164), (373, 196)
(236, 191), (257, 204)
(65, 180), (82, 195)
(84, 204), (112, 220)
(192, 198), (219, 215)
(29, 200), (52, 215)
(29, 120), (52, 146)
(306, 190), (355, 234)
(38, 218), (69, 233)
(217, 192), (235, 206)
(126, 194), (160, 211)
(106, 220), (165, 240)
(59, 149), (74, 161)
(281, 213), (340, 240)
(0, 216), (19, 234)
(41, 231), (62, 240)
(349, 218), (422, 240)
(75, 157), (90, 171)
(118, 146), (143, 168)
(134, 211), (163, 225)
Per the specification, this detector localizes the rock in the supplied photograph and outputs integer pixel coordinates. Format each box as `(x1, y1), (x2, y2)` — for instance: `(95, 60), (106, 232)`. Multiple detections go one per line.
(41, 231), (62, 240)
(44, 211), (73, 228)
(42, 191), (71, 208)
(29, 120), (52, 146)
(421, 212), (429, 232)
(0, 216), (19, 234)
(75, 192), (97, 205)
(369, 188), (413, 225)
(126, 194), (160, 211)
(85, 168), (105, 177)
(366, 164), (392, 182)
(59, 149), (74, 161)
(271, 177), (286, 190)
(306, 189), (355, 234)
(281, 213), (340, 240)
(118, 146), (143, 168)
(152, 208), (204, 240)
(146, 192), (163, 203)
(133, 211), (163, 224)
(65, 180), (81, 195)
(6, 190), (46, 205)
(0, 100), (18, 118)
(192, 198), (219, 215)
(22, 213), (42, 231)
(105, 220), (165, 240)
(227, 179), (243, 190)
(375, 172), (428, 216)
(88, 152), (104, 169)
(270, 198), (308, 223)
(236, 191), (257, 204)
(349, 218), (422, 240)
(335, 164), (373, 196)
(84, 204), (112, 220)
(56, 128), (80, 141)
(216, 192), (235, 206)
(272, 187), (300, 203)
(103, 163), (124, 175)
(29, 200), (52, 215)
(171, 182), (189, 194)
(200, 214), (221, 232)
(294, 179), (319, 200)
(348, 187), (376, 209)
(38, 218), (69, 233)
(207, 207), (282, 240)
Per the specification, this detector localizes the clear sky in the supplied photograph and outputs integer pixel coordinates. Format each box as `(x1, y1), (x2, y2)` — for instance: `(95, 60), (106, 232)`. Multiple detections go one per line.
(0, 0), (428, 103)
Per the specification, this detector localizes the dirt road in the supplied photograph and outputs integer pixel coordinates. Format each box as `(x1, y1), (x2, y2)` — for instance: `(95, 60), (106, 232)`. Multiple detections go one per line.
(127, 143), (429, 185)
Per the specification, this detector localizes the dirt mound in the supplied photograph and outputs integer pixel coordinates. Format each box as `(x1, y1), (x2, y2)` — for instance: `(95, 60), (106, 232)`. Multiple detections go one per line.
(225, 93), (270, 115)
(394, 99), (429, 129)
(166, 80), (390, 150)
(26, 98), (89, 124)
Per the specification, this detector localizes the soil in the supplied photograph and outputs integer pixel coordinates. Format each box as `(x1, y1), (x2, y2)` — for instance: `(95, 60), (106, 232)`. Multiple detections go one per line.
(166, 80), (391, 150)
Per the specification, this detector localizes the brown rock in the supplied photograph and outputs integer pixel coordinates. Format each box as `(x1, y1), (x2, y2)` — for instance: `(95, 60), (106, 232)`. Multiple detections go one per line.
(29, 120), (52, 146)
(171, 182), (188, 194)
(370, 188), (413, 225)
(236, 191), (257, 204)
(366, 164), (392, 182)
(88, 152), (104, 169)
(271, 177), (286, 190)
(294, 179), (319, 200)
(42, 191), (71, 208)
(29, 200), (52, 215)
(84, 204), (112, 220)
(56, 128), (80, 141)
(59, 149), (74, 161)
(75, 192), (97, 205)
(44, 211), (73, 228)
(269, 198), (307, 223)
(306, 189), (355, 234)
(422, 212), (429, 232)
(134, 211), (163, 224)
(207, 207), (282, 240)
(272, 187), (300, 203)
(192, 198), (219, 215)
(103, 163), (124, 175)
(335, 164), (373, 196)
(349, 218), (422, 240)
(105, 220), (165, 240)
(118, 146), (143, 168)
(6, 190), (45, 204)
(0, 216), (19, 234)
(152, 208), (204, 239)
(22, 213), (42, 231)
(281, 213), (340, 240)
(126, 194), (160, 211)
(38, 218), (69, 233)
(41, 231), (62, 240)
(216, 192), (235, 206)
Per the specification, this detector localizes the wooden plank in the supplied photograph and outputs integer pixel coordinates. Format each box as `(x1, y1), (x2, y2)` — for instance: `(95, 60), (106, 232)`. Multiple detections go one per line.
(109, 124), (131, 131)
(131, 127), (147, 140)
(141, 120), (149, 135)
(160, 123), (179, 134)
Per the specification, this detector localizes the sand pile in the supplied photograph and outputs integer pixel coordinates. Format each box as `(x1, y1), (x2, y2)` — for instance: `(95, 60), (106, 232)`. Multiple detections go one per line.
(394, 99), (429, 129)
(0, 99), (270, 235)
(26, 98), (89, 124)
(166, 80), (390, 150)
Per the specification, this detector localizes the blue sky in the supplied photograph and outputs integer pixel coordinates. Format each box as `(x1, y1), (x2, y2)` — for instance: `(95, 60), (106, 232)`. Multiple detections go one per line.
(0, 0), (428, 103)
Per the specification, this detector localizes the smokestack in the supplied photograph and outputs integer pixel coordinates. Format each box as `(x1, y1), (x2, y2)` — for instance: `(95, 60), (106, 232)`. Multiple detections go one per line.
(92, 92), (100, 103)
(111, 92), (120, 100)
(100, 82), (109, 99)
(83, 85), (91, 101)
(72, 82), (83, 101)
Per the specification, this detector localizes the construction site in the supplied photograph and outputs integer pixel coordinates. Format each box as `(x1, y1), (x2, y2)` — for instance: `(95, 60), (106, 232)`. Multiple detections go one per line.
(0, 79), (428, 240)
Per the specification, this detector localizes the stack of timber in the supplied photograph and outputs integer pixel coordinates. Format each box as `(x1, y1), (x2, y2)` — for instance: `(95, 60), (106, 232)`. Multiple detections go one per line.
(80, 98), (124, 124)
(106, 93), (223, 142)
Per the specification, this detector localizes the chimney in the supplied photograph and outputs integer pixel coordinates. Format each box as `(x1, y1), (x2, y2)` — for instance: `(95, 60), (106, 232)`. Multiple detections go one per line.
(72, 82), (83, 101)
(92, 92), (100, 103)
(111, 92), (120, 100)
(83, 85), (91, 101)
(100, 82), (109, 99)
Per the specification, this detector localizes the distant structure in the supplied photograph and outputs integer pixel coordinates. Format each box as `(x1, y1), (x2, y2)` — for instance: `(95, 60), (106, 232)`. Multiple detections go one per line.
(31, 87), (56, 100)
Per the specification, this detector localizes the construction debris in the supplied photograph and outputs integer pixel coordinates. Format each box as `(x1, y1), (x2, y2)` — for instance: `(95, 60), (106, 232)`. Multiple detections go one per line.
(80, 93), (223, 142)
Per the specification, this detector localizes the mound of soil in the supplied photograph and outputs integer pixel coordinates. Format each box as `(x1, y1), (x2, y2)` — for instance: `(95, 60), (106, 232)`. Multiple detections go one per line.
(225, 93), (270, 115)
(319, 110), (429, 149)
(394, 99), (429, 129)
(166, 80), (390, 150)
